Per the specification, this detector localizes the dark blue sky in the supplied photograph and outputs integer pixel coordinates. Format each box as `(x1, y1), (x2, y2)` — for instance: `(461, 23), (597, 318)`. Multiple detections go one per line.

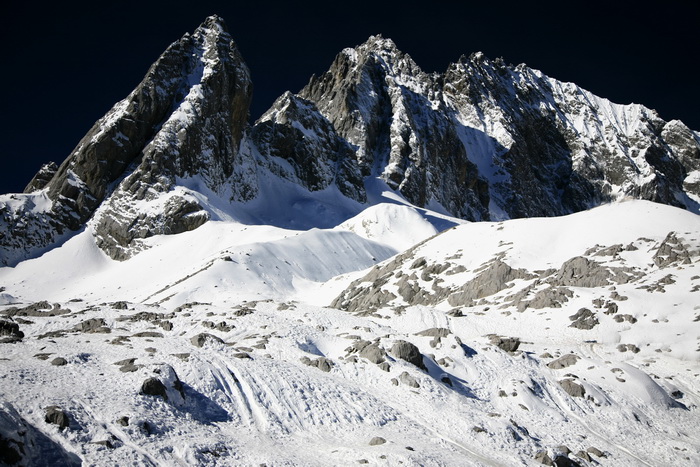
(2, 1), (698, 194)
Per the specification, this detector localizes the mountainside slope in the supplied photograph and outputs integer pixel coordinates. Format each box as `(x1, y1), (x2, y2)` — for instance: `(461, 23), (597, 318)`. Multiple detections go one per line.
(0, 201), (698, 466)
(1, 16), (700, 465)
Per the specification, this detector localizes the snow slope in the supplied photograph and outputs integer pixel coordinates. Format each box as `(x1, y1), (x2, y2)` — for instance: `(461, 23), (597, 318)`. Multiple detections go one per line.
(1, 200), (699, 466)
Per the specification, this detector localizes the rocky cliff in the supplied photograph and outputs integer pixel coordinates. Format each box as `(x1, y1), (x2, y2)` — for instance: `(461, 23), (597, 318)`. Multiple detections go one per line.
(300, 39), (700, 220)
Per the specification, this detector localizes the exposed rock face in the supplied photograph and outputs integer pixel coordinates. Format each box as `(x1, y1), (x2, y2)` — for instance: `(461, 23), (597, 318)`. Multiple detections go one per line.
(91, 15), (252, 260)
(448, 259), (536, 305)
(252, 93), (366, 202)
(23, 162), (58, 193)
(296, 40), (700, 222)
(653, 232), (696, 267)
(443, 53), (700, 218)
(300, 36), (490, 221)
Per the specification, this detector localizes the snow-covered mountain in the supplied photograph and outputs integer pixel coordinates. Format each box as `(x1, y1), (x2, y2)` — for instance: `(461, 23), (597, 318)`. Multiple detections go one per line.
(1, 15), (699, 466)
(2, 16), (700, 266)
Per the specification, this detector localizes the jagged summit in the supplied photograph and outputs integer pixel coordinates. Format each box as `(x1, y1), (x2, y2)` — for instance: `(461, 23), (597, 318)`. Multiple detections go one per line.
(1, 19), (699, 266)
(301, 36), (700, 219)
(199, 14), (228, 32)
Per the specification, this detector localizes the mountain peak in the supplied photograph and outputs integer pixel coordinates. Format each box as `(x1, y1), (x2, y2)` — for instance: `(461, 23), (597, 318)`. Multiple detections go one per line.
(359, 34), (397, 52)
(0, 16), (253, 265)
(198, 14), (228, 34)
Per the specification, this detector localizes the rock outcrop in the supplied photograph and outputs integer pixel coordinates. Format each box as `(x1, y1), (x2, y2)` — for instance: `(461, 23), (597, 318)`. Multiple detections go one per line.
(252, 93), (366, 202)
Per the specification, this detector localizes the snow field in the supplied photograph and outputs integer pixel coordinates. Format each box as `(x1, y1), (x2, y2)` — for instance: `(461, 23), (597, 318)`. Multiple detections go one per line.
(1, 200), (699, 465)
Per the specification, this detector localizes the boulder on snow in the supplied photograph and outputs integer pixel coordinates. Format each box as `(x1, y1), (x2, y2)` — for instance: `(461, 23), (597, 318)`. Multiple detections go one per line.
(140, 378), (169, 401)
(140, 365), (186, 404)
(559, 379), (586, 398)
(415, 327), (450, 337)
(0, 320), (24, 343)
(552, 455), (582, 467)
(44, 406), (70, 430)
(568, 308), (598, 330)
(300, 356), (334, 372)
(390, 340), (426, 370)
(369, 436), (386, 446)
(534, 450), (553, 465)
(547, 354), (579, 370)
(190, 333), (224, 347)
(359, 343), (386, 364)
(398, 371), (420, 388)
(76, 318), (111, 333)
(489, 335), (520, 353)
(586, 446), (606, 458)
(114, 358), (140, 372)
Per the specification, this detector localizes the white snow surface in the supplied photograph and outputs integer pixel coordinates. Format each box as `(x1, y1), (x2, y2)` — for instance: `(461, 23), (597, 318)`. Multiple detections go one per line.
(1, 200), (699, 466)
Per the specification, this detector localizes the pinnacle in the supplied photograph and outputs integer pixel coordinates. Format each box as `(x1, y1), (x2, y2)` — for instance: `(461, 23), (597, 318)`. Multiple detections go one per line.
(359, 34), (399, 53)
(198, 14), (228, 35)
